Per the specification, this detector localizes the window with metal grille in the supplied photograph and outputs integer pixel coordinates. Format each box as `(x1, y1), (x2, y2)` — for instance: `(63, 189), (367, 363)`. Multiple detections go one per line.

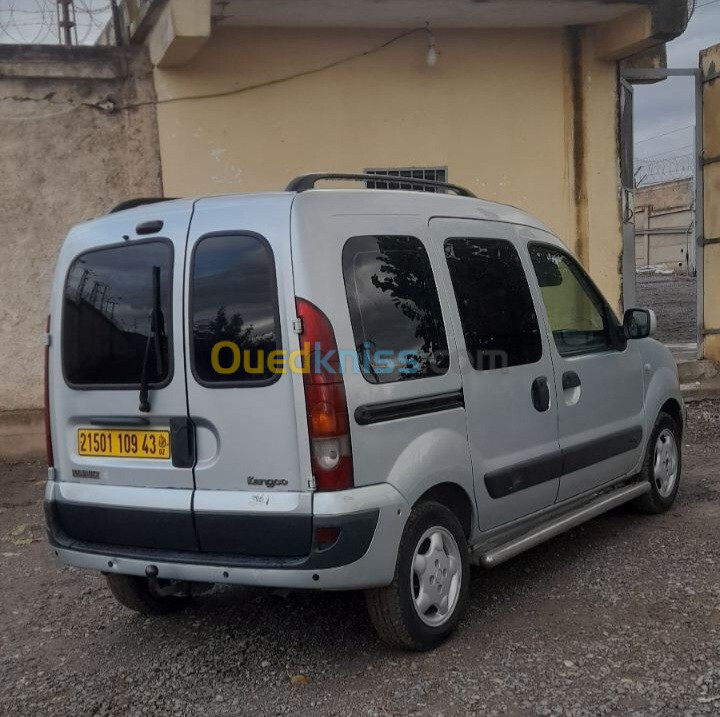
(364, 167), (448, 193)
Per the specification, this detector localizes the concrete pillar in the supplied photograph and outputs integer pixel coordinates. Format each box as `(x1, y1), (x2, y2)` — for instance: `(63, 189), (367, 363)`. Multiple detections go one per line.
(148, 0), (211, 68)
(701, 44), (720, 360)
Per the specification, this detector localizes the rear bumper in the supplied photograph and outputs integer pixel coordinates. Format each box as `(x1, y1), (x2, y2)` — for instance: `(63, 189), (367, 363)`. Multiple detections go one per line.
(45, 481), (409, 590)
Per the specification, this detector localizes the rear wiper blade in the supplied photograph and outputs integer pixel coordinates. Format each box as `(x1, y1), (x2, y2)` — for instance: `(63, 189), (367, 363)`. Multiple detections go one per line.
(139, 266), (164, 413)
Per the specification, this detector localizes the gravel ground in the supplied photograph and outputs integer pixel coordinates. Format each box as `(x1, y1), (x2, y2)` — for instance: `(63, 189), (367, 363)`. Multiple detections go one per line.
(636, 274), (697, 345)
(2, 403), (720, 717)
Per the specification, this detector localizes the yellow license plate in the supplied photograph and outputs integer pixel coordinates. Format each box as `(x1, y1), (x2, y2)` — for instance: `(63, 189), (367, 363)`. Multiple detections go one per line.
(77, 429), (171, 459)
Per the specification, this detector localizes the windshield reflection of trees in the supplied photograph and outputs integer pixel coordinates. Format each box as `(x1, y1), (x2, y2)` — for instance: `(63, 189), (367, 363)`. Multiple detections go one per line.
(370, 237), (448, 379)
(194, 306), (276, 381)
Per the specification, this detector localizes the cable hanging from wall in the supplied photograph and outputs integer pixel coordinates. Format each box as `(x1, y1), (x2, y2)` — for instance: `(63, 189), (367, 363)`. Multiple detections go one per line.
(0, 23), (439, 120)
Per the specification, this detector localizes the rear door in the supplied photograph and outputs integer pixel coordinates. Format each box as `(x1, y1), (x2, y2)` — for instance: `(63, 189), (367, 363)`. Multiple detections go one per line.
(184, 196), (312, 556)
(430, 218), (562, 529)
(51, 201), (197, 551)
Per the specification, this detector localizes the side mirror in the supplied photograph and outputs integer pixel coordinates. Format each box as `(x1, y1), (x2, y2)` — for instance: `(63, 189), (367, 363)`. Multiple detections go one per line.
(623, 308), (656, 340)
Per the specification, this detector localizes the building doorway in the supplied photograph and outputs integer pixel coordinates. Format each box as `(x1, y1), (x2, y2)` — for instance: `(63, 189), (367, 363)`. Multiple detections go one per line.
(620, 66), (704, 361)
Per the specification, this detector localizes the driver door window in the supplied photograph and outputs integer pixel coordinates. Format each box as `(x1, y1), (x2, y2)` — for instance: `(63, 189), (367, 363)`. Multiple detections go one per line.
(529, 245), (613, 356)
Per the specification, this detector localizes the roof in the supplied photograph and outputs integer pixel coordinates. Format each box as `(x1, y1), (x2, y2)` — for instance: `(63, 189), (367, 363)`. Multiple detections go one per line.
(287, 188), (556, 234)
(104, 188), (552, 234)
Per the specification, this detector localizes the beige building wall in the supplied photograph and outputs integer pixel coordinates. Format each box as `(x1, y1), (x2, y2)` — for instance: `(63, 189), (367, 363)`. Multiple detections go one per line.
(152, 26), (623, 308)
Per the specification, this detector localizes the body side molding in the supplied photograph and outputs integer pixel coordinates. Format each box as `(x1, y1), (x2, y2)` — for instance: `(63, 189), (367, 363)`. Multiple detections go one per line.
(483, 425), (644, 499)
(354, 391), (464, 426)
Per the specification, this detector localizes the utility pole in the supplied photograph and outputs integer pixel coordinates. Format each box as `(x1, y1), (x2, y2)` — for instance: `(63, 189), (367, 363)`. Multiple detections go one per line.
(57, 0), (76, 46)
(110, 0), (124, 46)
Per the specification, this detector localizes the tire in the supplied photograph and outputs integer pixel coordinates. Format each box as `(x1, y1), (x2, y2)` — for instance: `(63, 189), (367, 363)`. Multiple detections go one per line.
(105, 574), (193, 616)
(633, 411), (682, 514)
(366, 501), (470, 651)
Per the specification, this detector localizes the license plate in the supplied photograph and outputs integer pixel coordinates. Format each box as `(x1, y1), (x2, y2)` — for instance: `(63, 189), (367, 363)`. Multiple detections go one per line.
(77, 429), (171, 460)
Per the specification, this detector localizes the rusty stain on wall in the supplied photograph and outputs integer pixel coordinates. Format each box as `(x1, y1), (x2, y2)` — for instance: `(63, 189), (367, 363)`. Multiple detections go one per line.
(567, 25), (590, 270)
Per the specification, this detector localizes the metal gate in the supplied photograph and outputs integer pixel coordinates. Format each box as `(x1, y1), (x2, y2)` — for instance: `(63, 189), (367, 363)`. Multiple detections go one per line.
(620, 64), (705, 359)
(620, 77), (636, 311)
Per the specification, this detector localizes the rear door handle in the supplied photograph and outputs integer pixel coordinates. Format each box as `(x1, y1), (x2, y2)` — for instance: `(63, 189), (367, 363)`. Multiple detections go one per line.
(562, 371), (581, 390)
(531, 376), (550, 412)
(169, 417), (196, 469)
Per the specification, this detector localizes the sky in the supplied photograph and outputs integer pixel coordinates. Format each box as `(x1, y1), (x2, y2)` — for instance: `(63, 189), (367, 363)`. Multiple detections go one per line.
(633, 0), (720, 183)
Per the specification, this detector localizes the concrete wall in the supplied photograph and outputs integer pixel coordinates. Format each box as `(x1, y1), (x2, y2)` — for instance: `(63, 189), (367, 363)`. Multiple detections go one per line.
(0, 45), (162, 457)
(152, 25), (623, 310)
(634, 178), (693, 271)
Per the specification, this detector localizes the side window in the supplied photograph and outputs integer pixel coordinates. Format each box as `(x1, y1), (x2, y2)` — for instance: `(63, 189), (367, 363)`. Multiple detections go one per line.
(342, 235), (449, 384)
(444, 238), (542, 370)
(191, 234), (281, 385)
(63, 240), (173, 387)
(528, 244), (612, 356)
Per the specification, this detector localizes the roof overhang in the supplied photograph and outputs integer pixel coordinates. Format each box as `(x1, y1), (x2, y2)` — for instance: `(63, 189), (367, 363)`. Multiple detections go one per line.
(212, 0), (641, 28)
(120, 0), (689, 67)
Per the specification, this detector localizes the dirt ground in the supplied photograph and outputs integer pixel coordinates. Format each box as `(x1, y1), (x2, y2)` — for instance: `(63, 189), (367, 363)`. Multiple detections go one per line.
(636, 274), (697, 345)
(2, 402), (720, 717)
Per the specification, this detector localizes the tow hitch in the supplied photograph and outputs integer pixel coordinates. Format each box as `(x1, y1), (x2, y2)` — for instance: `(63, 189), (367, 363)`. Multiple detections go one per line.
(144, 564), (201, 598)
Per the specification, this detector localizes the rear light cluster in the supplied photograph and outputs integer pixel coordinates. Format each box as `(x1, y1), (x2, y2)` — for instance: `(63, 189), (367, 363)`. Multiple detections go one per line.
(44, 314), (54, 468)
(295, 298), (353, 491)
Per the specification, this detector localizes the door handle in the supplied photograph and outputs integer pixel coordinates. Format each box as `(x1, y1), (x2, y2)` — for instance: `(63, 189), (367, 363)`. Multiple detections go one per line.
(531, 376), (550, 412)
(562, 371), (581, 390)
(169, 417), (196, 469)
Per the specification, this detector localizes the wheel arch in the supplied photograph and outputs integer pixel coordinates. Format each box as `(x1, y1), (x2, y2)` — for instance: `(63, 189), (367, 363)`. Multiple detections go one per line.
(642, 360), (683, 448)
(659, 397), (684, 433)
(414, 482), (474, 539)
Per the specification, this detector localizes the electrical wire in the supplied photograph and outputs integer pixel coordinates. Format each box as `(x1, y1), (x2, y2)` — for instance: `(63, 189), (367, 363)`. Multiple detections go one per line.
(0, 25), (431, 121)
(122, 26), (429, 110)
(0, 4), (425, 88)
(637, 143), (694, 161)
(635, 125), (695, 144)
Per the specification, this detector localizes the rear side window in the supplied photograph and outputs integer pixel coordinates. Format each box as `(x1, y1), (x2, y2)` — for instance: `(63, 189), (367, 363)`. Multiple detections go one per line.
(191, 233), (281, 385)
(342, 235), (449, 383)
(63, 240), (173, 387)
(444, 238), (542, 370)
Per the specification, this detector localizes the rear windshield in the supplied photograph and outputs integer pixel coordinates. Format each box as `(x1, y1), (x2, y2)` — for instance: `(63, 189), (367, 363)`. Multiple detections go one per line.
(62, 241), (173, 387)
(190, 233), (281, 385)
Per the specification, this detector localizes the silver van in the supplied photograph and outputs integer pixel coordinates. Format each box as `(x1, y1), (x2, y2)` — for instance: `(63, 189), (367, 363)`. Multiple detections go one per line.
(44, 173), (684, 651)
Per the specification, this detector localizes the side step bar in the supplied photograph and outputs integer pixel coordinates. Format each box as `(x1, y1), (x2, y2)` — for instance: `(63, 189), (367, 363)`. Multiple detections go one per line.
(477, 482), (651, 569)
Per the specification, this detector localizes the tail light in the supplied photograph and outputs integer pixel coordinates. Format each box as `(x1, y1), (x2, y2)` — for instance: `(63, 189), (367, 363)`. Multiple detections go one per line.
(44, 314), (54, 468)
(295, 298), (353, 491)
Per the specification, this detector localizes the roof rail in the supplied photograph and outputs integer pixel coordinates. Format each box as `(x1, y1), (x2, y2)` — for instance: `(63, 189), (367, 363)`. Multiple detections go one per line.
(285, 173), (476, 198)
(109, 197), (175, 214)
